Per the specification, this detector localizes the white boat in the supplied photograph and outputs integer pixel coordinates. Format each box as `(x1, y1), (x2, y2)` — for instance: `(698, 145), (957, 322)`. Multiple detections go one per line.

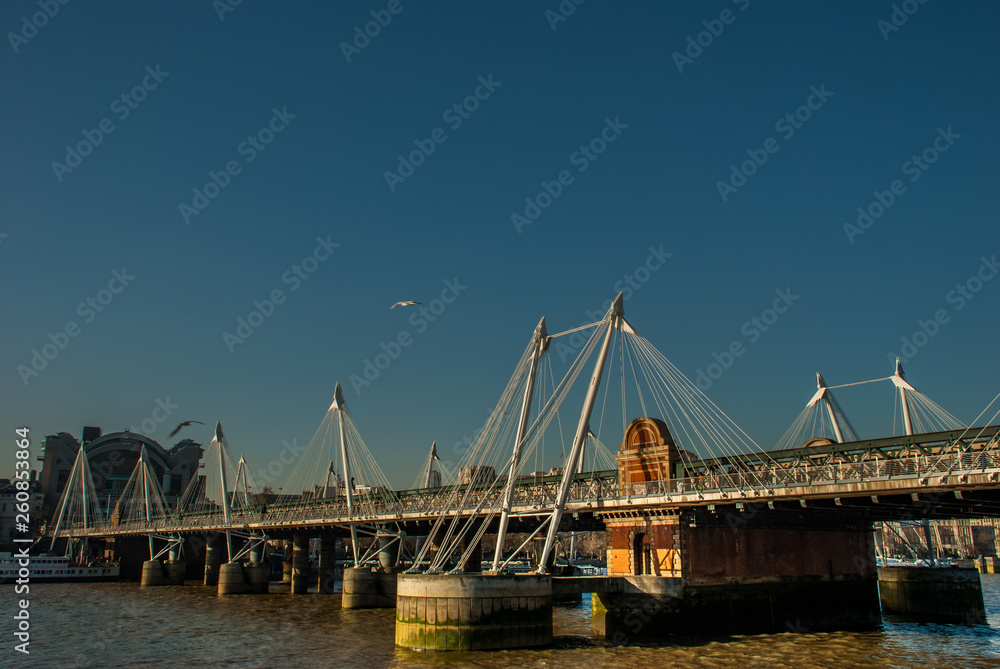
(0, 552), (119, 583)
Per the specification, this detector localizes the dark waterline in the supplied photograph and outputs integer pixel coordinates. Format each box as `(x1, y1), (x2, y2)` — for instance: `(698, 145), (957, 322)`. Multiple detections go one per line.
(6, 575), (1000, 668)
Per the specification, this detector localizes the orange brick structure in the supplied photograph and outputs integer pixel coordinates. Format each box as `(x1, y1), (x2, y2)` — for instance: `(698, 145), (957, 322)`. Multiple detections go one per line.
(595, 416), (881, 639)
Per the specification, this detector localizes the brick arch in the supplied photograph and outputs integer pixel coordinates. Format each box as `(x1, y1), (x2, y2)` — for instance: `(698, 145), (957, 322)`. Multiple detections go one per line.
(618, 417), (678, 488)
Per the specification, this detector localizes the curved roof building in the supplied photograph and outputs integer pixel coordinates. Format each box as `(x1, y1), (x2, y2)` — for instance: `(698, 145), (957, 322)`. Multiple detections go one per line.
(39, 427), (203, 516)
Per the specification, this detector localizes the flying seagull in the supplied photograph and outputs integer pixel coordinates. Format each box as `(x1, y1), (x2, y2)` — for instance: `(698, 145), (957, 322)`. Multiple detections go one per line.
(168, 420), (205, 438)
(390, 301), (422, 309)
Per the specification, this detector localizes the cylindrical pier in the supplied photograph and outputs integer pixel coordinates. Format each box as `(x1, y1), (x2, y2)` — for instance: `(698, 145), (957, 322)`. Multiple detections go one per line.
(379, 534), (401, 572)
(395, 573), (553, 651)
(163, 560), (186, 585)
(204, 536), (223, 586)
(292, 534), (311, 594)
(282, 540), (294, 584)
(878, 566), (986, 624)
(459, 534), (482, 574)
(244, 564), (270, 594)
(218, 562), (246, 595)
(343, 566), (397, 609)
(318, 534), (338, 595)
(140, 560), (167, 587)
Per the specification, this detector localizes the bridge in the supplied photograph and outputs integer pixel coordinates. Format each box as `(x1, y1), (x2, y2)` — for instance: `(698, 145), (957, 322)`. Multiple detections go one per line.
(44, 293), (1000, 650)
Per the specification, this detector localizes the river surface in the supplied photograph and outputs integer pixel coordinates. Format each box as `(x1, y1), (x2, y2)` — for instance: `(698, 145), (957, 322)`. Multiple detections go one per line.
(6, 575), (1000, 668)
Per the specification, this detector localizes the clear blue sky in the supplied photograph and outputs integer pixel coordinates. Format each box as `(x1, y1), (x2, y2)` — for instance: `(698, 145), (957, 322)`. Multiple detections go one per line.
(2, 1), (998, 489)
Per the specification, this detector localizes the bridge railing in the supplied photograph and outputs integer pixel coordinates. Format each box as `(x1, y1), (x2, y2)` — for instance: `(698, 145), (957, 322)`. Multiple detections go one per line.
(621, 448), (1000, 499)
(50, 440), (1000, 536)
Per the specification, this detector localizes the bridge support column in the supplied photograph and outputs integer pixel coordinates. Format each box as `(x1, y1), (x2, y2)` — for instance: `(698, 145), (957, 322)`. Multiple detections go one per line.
(140, 560), (168, 587)
(184, 536), (207, 581)
(282, 540), (294, 584)
(379, 533), (403, 572)
(244, 563), (270, 594)
(114, 536), (148, 581)
(204, 535), (224, 586)
(594, 509), (881, 641)
(878, 566), (986, 624)
(459, 535), (482, 574)
(343, 566), (396, 608)
(395, 573), (552, 651)
(218, 562), (246, 595)
(163, 560), (186, 585)
(291, 534), (311, 594)
(318, 534), (338, 595)
(531, 537), (555, 572)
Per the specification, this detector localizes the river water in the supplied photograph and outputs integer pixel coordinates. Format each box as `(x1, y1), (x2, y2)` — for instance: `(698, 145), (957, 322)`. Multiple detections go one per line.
(6, 575), (1000, 668)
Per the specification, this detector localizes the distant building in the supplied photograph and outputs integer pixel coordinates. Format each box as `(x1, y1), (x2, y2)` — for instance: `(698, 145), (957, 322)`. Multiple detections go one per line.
(38, 427), (203, 520)
(0, 479), (45, 550)
(459, 466), (496, 486)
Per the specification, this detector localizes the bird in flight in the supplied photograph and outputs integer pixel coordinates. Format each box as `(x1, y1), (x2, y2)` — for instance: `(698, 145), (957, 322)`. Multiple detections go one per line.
(390, 301), (422, 309)
(168, 420), (205, 438)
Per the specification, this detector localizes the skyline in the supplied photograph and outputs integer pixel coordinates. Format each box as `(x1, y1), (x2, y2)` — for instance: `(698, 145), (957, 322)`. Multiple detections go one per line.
(2, 1), (998, 490)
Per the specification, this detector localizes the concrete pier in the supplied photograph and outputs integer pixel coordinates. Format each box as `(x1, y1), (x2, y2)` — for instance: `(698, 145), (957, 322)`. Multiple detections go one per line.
(204, 536), (223, 586)
(317, 534), (338, 595)
(878, 566), (986, 624)
(395, 573), (553, 651)
(244, 563), (270, 594)
(379, 534), (401, 572)
(458, 534), (482, 574)
(140, 560), (168, 587)
(218, 562), (246, 595)
(291, 534), (311, 594)
(282, 540), (293, 584)
(163, 560), (186, 585)
(343, 566), (396, 609)
(115, 537), (148, 581)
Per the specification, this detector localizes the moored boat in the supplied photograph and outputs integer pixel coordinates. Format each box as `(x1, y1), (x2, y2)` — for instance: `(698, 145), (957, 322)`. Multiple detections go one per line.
(0, 553), (119, 583)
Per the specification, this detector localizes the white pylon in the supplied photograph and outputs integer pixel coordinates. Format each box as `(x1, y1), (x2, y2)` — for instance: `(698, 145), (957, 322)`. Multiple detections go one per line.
(807, 372), (847, 443)
(492, 316), (549, 571)
(891, 358), (916, 436)
(537, 293), (624, 574)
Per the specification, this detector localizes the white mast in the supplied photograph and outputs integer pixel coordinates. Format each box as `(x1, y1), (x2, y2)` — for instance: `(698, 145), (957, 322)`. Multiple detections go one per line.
(215, 422), (233, 562)
(808, 373), (846, 443)
(332, 382), (360, 568)
(492, 317), (548, 571)
(891, 358), (916, 436)
(424, 442), (439, 489)
(537, 293), (623, 574)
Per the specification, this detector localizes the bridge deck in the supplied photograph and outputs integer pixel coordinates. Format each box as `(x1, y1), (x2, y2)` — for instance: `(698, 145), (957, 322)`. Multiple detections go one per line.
(53, 426), (1000, 539)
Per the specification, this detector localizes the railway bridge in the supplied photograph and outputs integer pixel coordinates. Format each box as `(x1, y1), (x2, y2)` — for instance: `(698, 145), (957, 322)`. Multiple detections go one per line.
(46, 293), (1000, 650)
